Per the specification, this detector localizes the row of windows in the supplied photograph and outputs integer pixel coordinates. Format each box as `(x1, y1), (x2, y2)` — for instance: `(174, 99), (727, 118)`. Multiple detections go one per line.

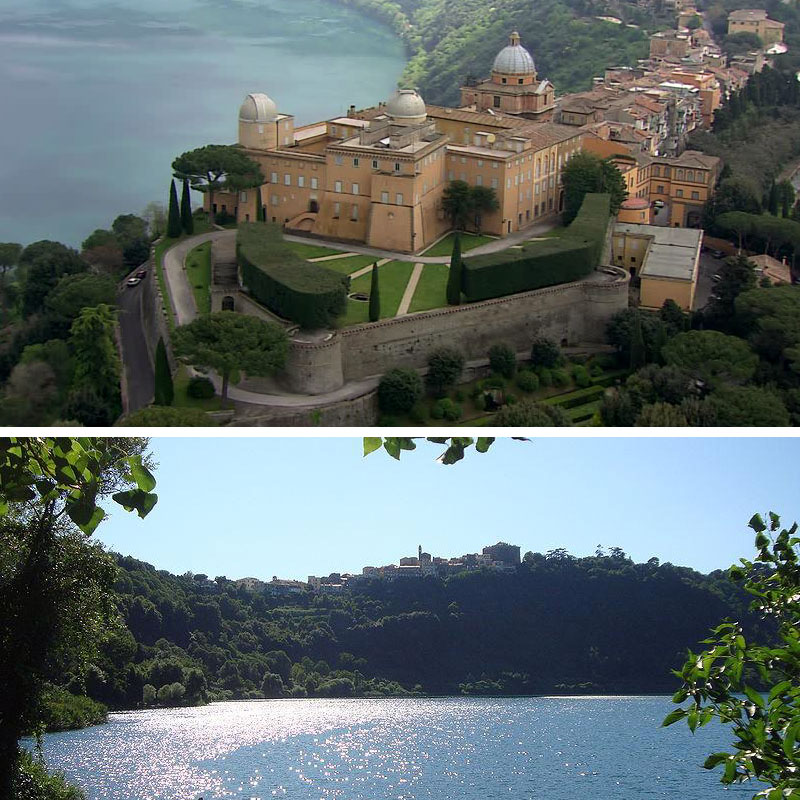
(380, 191), (405, 205)
(333, 154), (404, 172)
(332, 202), (360, 221)
(651, 165), (707, 183)
(655, 184), (700, 200)
(270, 171), (320, 190)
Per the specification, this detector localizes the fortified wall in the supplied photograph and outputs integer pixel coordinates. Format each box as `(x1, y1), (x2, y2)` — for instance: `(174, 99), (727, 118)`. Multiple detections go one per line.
(272, 267), (628, 395)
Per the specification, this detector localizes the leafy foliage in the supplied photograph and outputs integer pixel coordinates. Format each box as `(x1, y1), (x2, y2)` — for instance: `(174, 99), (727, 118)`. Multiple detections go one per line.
(665, 513), (800, 797)
(0, 438), (158, 795)
(173, 311), (288, 403)
(425, 348), (464, 397)
(377, 368), (424, 415)
(562, 152), (627, 224)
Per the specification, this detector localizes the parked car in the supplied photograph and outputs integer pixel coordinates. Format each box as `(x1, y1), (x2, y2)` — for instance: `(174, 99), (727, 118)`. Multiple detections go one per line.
(711, 249), (724, 259)
(712, 273), (722, 282)
(135, 269), (147, 279)
(126, 277), (141, 287)
(653, 200), (665, 208)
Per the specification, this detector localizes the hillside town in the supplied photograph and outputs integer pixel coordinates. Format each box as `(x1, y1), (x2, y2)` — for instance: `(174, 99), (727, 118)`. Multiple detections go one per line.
(231, 541), (523, 595)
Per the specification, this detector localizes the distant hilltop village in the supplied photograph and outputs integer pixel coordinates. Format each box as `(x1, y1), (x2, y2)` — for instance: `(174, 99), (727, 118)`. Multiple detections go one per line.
(230, 542), (522, 596)
(210, 15), (785, 250)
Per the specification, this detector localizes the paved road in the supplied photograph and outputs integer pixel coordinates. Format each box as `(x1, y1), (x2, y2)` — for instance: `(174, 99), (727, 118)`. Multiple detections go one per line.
(117, 273), (154, 412)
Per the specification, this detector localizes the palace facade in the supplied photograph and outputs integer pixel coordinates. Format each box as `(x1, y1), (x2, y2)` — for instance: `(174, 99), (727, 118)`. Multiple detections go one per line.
(212, 33), (584, 253)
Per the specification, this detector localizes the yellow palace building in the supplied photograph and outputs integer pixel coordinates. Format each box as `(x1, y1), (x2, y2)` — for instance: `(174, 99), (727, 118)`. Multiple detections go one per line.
(213, 33), (586, 254)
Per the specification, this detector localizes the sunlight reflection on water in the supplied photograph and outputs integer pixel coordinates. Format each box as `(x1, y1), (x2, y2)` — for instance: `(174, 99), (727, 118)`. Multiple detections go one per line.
(34, 697), (758, 800)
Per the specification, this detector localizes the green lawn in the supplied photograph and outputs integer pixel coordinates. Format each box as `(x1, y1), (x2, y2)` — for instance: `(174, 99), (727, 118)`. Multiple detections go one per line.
(422, 232), (494, 257)
(409, 263), (449, 313)
(185, 242), (211, 314)
(172, 366), (222, 411)
(339, 261), (415, 326)
(154, 236), (179, 331)
(319, 255), (378, 276)
(285, 241), (346, 260)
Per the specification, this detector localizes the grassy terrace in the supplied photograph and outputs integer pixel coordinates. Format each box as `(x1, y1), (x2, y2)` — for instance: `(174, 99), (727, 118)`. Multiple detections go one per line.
(339, 261), (415, 326)
(422, 232), (494, 257)
(185, 242), (211, 314)
(319, 255), (377, 275)
(285, 241), (344, 260)
(409, 263), (449, 313)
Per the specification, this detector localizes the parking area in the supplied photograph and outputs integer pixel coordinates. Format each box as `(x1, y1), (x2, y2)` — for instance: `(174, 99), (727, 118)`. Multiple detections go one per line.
(693, 250), (726, 310)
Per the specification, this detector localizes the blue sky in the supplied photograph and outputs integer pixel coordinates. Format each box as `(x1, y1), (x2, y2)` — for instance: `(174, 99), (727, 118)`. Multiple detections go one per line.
(97, 437), (800, 581)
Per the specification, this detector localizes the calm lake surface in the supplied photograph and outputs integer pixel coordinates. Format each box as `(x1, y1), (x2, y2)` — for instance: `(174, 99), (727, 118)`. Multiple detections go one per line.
(0, 0), (405, 246)
(33, 696), (757, 800)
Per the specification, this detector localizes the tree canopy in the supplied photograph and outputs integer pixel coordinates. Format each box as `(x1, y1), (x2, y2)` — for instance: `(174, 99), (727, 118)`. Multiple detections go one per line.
(173, 145), (264, 224)
(172, 311), (288, 402)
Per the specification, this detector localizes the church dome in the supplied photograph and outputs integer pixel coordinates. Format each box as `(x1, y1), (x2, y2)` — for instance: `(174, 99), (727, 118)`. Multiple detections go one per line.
(492, 31), (536, 75)
(385, 88), (427, 122)
(239, 92), (279, 123)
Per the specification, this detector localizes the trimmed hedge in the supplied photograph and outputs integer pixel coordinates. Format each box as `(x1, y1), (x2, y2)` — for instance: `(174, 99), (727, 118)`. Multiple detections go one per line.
(237, 223), (348, 329)
(461, 193), (611, 301)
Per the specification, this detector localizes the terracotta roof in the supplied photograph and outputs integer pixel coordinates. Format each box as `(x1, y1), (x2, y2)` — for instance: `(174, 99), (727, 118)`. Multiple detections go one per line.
(425, 104), (528, 128)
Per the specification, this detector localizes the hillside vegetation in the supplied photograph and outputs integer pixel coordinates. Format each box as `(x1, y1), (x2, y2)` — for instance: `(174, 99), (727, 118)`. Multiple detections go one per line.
(65, 548), (763, 714)
(333, 0), (653, 103)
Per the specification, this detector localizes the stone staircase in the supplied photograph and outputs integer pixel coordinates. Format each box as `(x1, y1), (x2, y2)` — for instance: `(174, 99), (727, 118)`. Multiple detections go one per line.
(211, 238), (238, 289)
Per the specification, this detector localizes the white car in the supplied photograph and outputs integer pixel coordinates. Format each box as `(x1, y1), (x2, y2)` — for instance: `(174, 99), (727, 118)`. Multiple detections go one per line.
(126, 277), (141, 287)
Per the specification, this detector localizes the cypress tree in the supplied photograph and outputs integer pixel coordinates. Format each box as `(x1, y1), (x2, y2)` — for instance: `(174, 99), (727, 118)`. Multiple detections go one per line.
(180, 178), (194, 235)
(446, 233), (463, 305)
(167, 179), (182, 239)
(768, 182), (779, 217)
(256, 187), (264, 222)
(153, 337), (174, 406)
(369, 262), (380, 322)
(630, 313), (646, 370)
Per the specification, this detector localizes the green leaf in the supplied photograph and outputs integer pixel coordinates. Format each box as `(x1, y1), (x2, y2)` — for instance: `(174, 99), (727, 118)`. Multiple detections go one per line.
(703, 753), (729, 770)
(783, 724), (797, 760)
(749, 514), (767, 533)
(383, 439), (401, 460)
(128, 457), (156, 492)
(363, 438), (382, 457)
(475, 437), (495, 453)
(112, 489), (158, 518)
(688, 706), (698, 732)
(662, 708), (687, 727)
(768, 680), (793, 702)
(744, 685), (765, 709)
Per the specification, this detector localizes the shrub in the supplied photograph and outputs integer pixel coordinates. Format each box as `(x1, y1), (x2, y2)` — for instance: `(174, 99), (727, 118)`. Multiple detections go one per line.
(237, 223), (347, 328)
(378, 368), (423, 415)
(431, 398), (462, 421)
(461, 194), (610, 301)
(551, 368), (570, 387)
(488, 343), (516, 378)
(453, 389), (465, 402)
(531, 337), (562, 369)
(473, 393), (486, 411)
(215, 210), (237, 225)
(572, 364), (591, 387)
(516, 371), (539, 393)
(492, 398), (571, 426)
(481, 375), (506, 390)
(538, 367), (553, 387)
(505, 393), (517, 405)
(408, 403), (427, 424)
(425, 348), (464, 397)
(13, 751), (85, 800)
(187, 376), (215, 399)
(590, 363), (604, 378)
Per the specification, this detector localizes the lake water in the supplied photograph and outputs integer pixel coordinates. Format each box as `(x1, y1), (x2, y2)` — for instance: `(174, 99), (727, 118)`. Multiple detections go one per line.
(32, 696), (758, 800)
(0, 0), (405, 247)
